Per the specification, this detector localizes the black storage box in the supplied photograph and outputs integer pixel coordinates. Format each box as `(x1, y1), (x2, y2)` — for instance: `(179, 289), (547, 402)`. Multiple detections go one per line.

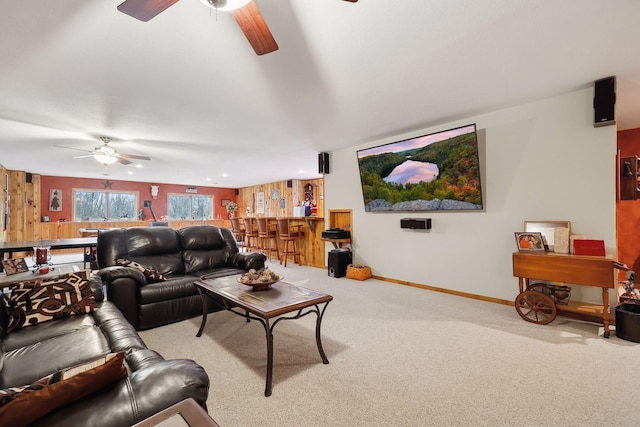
(328, 248), (352, 278)
(615, 303), (640, 342)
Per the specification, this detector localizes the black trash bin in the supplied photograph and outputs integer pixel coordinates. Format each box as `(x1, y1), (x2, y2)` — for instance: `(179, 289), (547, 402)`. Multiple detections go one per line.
(615, 303), (640, 342)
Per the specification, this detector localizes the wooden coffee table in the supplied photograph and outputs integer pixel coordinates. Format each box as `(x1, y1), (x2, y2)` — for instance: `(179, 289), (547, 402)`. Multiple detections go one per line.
(194, 274), (333, 396)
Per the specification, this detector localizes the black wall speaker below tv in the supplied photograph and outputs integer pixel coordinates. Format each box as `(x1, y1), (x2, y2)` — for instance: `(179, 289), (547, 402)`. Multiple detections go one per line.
(318, 152), (330, 174)
(400, 218), (432, 230)
(594, 76), (616, 127)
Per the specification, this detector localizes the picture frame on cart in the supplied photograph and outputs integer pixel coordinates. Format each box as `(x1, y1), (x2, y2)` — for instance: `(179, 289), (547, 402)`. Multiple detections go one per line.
(515, 232), (546, 252)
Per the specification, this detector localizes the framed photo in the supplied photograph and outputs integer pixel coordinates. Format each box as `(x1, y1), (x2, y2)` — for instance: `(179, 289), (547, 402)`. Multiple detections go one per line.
(2, 258), (29, 275)
(515, 232), (546, 252)
(524, 221), (571, 251)
(49, 189), (62, 211)
(256, 192), (265, 214)
(221, 199), (231, 207)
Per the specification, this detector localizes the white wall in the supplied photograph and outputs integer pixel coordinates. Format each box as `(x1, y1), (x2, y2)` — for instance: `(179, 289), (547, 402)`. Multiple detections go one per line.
(325, 88), (617, 303)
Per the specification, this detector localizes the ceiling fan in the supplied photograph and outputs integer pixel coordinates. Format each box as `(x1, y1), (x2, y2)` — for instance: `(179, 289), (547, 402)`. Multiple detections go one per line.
(57, 137), (151, 166)
(116, 0), (358, 56)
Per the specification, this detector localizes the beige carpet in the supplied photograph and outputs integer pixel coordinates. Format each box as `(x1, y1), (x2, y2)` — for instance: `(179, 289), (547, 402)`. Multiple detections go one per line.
(139, 261), (640, 426)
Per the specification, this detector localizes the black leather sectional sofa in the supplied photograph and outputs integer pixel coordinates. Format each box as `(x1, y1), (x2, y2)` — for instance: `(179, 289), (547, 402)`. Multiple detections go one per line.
(96, 224), (266, 330)
(0, 277), (209, 427)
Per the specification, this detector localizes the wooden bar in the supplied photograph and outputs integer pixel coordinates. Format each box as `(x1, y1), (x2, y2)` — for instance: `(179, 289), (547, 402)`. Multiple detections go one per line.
(288, 217), (324, 268)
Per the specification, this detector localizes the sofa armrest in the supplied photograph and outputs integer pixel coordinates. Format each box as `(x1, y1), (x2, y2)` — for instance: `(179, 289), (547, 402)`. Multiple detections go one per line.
(33, 358), (210, 427)
(229, 251), (267, 271)
(96, 267), (145, 329)
(97, 266), (146, 284)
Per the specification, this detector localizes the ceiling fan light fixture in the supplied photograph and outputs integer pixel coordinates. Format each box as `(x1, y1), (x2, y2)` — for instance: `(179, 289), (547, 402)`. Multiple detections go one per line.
(94, 154), (118, 165)
(200, 0), (250, 12)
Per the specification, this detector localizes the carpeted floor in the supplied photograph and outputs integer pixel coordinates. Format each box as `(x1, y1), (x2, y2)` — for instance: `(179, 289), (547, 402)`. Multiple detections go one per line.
(139, 261), (640, 426)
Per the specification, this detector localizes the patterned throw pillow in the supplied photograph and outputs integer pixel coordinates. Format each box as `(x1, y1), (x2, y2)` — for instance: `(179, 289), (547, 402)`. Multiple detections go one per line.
(116, 259), (166, 283)
(7, 272), (96, 332)
(0, 352), (127, 426)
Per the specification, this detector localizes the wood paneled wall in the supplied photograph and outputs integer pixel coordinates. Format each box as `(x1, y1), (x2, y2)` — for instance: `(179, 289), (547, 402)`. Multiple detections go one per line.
(4, 170), (41, 242)
(237, 178), (324, 218)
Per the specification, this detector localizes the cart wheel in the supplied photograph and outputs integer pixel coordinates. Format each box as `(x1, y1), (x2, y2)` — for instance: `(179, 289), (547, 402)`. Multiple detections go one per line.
(515, 290), (557, 325)
(604, 331), (610, 338)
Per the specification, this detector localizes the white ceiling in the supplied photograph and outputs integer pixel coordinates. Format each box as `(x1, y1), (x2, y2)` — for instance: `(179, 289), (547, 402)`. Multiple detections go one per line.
(1, 0), (640, 188)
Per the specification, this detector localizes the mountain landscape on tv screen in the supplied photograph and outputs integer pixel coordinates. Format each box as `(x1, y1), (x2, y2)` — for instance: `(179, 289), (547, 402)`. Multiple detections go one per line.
(357, 125), (483, 212)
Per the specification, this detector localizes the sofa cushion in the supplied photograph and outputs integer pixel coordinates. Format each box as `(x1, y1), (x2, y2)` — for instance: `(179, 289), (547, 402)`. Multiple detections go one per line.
(1, 325), (111, 388)
(96, 227), (186, 275)
(131, 253), (186, 277)
(178, 225), (230, 273)
(0, 352), (126, 427)
(2, 312), (97, 352)
(6, 273), (96, 333)
(115, 259), (166, 283)
(139, 277), (200, 305)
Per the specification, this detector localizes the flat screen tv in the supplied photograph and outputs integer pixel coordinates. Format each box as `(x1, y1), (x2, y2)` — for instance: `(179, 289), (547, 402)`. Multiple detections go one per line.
(356, 124), (483, 212)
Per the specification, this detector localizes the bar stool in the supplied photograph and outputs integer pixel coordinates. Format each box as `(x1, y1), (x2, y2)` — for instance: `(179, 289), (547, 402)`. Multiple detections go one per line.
(230, 217), (246, 252)
(276, 218), (304, 267)
(243, 218), (260, 252)
(256, 217), (279, 262)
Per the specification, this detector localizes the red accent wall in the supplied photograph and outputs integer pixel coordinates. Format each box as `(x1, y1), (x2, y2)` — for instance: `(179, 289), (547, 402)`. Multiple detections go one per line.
(40, 176), (237, 222)
(617, 128), (640, 274)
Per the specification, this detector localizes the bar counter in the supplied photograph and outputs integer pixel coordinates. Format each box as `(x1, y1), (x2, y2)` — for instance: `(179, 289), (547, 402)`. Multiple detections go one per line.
(288, 216), (325, 268)
(243, 217), (325, 268)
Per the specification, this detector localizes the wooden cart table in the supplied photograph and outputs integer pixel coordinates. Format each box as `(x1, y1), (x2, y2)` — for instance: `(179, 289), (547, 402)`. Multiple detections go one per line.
(512, 252), (616, 337)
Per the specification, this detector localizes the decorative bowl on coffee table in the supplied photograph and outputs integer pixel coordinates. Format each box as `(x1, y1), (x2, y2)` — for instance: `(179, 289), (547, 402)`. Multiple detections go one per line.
(238, 268), (283, 290)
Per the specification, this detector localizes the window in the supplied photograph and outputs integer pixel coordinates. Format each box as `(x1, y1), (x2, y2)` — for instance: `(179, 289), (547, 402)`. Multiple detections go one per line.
(74, 190), (138, 221)
(168, 194), (213, 220)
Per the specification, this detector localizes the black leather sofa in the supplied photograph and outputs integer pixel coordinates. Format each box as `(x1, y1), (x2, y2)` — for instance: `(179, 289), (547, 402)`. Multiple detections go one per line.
(96, 225), (266, 330)
(0, 279), (209, 427)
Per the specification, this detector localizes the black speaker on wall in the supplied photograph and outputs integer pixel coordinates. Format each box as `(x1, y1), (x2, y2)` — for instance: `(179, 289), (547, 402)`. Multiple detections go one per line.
(26, 172), (33, 183)
(318, 152), (330, 174)
(594, 76), (616, 127)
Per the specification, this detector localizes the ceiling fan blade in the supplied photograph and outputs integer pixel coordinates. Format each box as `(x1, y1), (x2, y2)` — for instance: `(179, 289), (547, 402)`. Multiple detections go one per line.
(343, 0), (358, 2)
(117, 157), (133, 165)
(119, 153), (151, 161)
(232, 1), (279, 56)
(73, 154), (95, 159)
(117, 0), (180, 22)
(55, 145), (93, 153)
